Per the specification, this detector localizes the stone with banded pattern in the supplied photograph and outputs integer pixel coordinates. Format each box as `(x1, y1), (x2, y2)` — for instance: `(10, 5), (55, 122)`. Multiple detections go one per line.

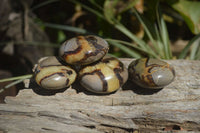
(79, 56), (128, 94)
(128, 58), (175, 89)
(59, 35), (109, 65)
(34, 56), (77, 90)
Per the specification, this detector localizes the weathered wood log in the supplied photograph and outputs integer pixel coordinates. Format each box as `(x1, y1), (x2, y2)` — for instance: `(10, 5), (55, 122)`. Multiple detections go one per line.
(0, 59), (200, 133)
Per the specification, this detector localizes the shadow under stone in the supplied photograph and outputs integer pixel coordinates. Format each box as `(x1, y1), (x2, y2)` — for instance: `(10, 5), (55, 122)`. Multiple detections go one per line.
(29, 77), (162, 96)
(71, 80), (118, 96)
(122, 80), (163, 95)
(30, 78), (68, 96)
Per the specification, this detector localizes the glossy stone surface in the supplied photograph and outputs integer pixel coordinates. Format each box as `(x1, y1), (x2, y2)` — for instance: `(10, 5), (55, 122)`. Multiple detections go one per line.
(128, 58), (175, 89)
(34, 56), (77, 90)
(79, 56), (128, 94)
(59, 35), (109, 65)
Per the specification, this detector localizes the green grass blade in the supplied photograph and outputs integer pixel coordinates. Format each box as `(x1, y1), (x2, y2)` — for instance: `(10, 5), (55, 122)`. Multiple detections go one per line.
(0, 79), (25, 93)
(22, 41), (59, 47)
(133, 9), (160, 53)
(160, 15), (172, 59)
(156, 6), (172, 59)
(69, 0), (105, 20)
(195, 48), (200, 60)
(106, 38), (158, 58)
(179, 33), (200, 59)
(115, 23), (158, 58)
(41, 22), (90, 34)
(106, 38), (145, 50)
(108, 41), (142, 58)
(114, 23), (148, 50)
(0, 41), (60, 48)
(154, 24), (164, 58)
(0, 74), (33, 83)
(190, 38), (200, 59)
(31, 0), (59, 11)
(89, 0), (103, 11)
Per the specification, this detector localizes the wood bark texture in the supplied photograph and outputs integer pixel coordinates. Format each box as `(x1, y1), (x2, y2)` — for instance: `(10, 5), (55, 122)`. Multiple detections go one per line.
(0, 59), (200, 133)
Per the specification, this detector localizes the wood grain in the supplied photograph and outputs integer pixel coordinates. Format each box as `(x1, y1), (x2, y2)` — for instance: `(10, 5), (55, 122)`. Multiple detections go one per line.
(0, 59), (200, 133)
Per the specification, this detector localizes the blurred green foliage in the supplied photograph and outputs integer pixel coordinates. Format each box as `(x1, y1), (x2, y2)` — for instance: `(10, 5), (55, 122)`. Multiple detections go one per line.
(32, 0), (200, 60)
(167, 0), (200, 35)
